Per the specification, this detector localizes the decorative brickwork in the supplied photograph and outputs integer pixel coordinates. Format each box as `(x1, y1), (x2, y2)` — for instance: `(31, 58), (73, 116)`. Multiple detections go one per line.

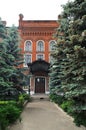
(18, 14), (59, 94)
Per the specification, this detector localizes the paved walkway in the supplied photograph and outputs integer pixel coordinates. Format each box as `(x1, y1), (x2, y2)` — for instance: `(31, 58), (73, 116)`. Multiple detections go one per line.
(9, 100), (85, 130)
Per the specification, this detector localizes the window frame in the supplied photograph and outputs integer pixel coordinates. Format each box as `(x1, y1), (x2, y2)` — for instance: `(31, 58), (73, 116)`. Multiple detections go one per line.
(24, 54), (32, 67)
(36, 54), (44, 60)
(24, 40), (32, 52)
(49, 40), (56, 51)
(36, 40), (45, 52)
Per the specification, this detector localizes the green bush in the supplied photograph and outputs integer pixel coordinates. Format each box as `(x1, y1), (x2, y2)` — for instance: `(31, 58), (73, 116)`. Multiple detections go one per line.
(56, 95), (65, 105)
(22, 93), (30, 101)
(49, 93), (65, 105)
(0, 93), (31, 130)
(73, 111), (86, 127)
(49, 93), (58, 103)
(0, 100), (17, 106)
(6, 104), (21, 124)
(18, 94), (24, 108)
(0, 103), (21, 130)
(60, 100), (74, 114)
(0, 106), (9, 130)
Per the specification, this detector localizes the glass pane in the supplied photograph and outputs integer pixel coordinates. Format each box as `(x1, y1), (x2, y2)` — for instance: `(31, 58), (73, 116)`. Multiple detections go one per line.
(37, 54), (43, 60)
(50, 41), (56, 51)
(25, 41), (32, 51)
(37, 41), (44, 51)
(25, 54), (31, 65)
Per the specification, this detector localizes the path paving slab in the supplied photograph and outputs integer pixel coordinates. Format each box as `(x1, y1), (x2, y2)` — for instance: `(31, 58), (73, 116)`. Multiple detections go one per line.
(9, 100), (85, 130)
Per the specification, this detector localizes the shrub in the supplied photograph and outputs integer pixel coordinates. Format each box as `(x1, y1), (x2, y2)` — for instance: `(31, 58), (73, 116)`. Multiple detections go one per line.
(18, 94), (24, 108)
(22, 93), (30, 101)
(49, 93), (58, 103)
(6, 104), (21, 124)
(0, 100), (17, 106)
(60, 100), (74, 114)
(0, 102), (21, 130)
(0, 106), (9, 130)
(73, 111), (86, 127)
(49, 93), (65, 105)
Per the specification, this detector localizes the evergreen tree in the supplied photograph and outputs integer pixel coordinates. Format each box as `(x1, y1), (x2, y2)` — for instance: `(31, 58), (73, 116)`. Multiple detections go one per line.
(0, 18), (7, 39)
(49, 59), (61, 93)
(0, 19), (14, 91)
(6, 25), (28, 91)
(50, 0), (86, 126)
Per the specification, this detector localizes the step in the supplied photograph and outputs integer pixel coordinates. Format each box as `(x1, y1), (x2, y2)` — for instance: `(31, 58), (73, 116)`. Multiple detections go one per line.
(31, 94), (50, 101)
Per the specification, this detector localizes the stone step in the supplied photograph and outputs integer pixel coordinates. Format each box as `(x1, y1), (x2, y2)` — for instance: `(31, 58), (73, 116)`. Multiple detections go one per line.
(31, 94), (50, 101)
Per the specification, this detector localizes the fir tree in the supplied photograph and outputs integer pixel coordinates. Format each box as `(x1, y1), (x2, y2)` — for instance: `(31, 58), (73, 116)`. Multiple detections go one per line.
(6, 25), (28, 91)
(0, 20), (14, 91)
(49, 59), (61, 93)
(50, 0), (86, 126)
(0, 18), (7, 39)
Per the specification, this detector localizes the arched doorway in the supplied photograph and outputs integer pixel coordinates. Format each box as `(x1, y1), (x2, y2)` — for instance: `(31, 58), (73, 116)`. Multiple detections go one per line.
(28, 59), (50, 94)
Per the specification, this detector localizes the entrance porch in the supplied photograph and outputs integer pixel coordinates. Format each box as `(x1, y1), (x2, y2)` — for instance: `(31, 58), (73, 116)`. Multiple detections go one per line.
(27, 60), (50, 95)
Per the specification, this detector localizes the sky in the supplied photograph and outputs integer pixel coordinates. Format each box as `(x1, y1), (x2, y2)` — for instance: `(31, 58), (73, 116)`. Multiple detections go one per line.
(0, 0), (73, 26)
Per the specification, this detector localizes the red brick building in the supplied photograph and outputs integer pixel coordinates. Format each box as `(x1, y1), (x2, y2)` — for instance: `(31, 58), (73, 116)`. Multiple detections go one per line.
(18, 14), (59, 94)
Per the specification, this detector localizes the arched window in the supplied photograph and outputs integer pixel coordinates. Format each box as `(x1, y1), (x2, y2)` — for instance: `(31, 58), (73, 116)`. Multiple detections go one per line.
(37, 40), (44, 51)
(49, 40), (56, 51)
(25, 40), (32, 51)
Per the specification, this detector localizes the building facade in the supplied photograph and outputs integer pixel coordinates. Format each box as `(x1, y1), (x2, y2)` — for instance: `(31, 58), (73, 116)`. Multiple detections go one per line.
(18, 14), (59, 94)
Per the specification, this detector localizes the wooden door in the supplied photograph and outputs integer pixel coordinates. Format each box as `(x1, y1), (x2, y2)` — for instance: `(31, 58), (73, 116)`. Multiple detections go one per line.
(35, 77), (45, 93)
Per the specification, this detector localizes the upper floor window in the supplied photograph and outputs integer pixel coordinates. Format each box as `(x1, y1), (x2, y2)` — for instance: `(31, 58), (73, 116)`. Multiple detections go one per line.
(24, 54), (32, 67)
(49, 40), (56, 51)
(36, 40), (44, 52)
(36, 54), (44, 60)
(25, 40), (32, 52)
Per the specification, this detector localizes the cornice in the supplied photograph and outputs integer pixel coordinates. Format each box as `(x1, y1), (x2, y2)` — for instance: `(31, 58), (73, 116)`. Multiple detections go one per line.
(22, 31), (54, 36)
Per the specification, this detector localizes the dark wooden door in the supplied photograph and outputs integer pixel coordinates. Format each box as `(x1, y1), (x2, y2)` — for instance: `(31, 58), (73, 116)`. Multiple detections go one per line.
(35, 77), (45, 93)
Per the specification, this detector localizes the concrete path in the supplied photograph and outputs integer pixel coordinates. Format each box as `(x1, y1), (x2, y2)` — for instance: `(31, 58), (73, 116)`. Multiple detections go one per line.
(9, 100), (85, 130)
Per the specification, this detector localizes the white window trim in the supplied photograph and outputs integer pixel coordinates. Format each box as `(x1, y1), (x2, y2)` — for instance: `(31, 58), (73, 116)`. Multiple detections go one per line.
(36, 53), (45, 60)
(36, 40), (45, 52)
(49, 40), (56, 51)
(23, 54), (32, 67)
(24, 40), (33, 52)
